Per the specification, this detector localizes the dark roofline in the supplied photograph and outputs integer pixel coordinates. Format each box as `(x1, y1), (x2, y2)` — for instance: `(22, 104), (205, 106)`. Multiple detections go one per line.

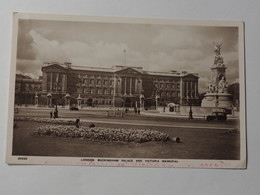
(42, 62), (198, 77)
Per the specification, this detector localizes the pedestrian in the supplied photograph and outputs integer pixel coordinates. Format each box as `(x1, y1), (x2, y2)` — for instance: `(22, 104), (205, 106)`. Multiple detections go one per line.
(138, 108), (140, 114)
(76, 117), (80, 128)
(53, 110), (56, 119)
(50, 111), (53, 119)
(107, 110), (109, 117)
(189, 110), (193, 120)
(134, 107), (137, 114)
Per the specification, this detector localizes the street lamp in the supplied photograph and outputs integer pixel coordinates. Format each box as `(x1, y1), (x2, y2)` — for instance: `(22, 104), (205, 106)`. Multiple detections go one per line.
(77, 94), (82, 109)
(188, 97), (193, 119)
(155, 95), (160, 110)
(47, 93), (52, 107)
(139, 94), (144, 109)
(65, 93), (70, 109)
(34, 92), (38, 107)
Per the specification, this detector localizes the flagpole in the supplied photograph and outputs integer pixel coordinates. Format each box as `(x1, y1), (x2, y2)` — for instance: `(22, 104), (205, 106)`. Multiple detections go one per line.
(124, 49), (126, 66)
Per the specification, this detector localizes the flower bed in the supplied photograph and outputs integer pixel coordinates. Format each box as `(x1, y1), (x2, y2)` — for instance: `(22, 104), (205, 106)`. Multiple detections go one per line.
(14, 117), (75, 125)
(35, 125), (170, 143)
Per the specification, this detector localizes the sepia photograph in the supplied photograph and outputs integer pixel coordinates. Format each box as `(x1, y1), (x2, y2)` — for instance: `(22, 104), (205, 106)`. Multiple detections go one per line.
(6, 13), (246, 168)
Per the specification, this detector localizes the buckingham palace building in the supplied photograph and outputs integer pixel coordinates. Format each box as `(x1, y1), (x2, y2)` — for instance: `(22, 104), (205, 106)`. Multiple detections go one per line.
(40, 62), (199, 108)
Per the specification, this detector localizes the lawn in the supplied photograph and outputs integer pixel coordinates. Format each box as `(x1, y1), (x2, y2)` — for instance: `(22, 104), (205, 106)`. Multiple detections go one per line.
(12, 121), (240, 160)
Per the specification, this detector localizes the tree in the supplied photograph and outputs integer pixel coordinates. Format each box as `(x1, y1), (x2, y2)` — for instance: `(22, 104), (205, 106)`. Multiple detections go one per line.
(228, 83), (239, 106)
(198, 92), (206, 106)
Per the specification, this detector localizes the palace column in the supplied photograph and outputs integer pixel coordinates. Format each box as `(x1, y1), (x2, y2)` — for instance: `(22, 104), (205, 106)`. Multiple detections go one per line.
(186, 81), (189, 98)
(62, 74), (65, 92)
(130, 77), (132, 95)
(56, 72), (59, 92)
(118, 77), (122, 96)
(50, 72), (53, 92)
(138, 78), (142, 94)
(124, 77), (127, 95)
(190, 81), (193, 98)
(113, 75), (118, 96)
(135, 78), (138, 94)
(195, 81), (198, 98)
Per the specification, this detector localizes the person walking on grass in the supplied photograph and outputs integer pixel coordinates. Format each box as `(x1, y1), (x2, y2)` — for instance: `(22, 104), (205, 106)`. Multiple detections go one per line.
(76, 117), (80, 128)
(50, 111), (53, 119)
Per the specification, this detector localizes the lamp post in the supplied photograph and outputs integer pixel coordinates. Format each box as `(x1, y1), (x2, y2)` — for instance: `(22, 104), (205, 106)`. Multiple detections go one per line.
(65, 93), (70, 109)
(155, 95), (160, 110)
(77, 94), (82, 109)
(34, 92), (38, 107)
(189, 98), (193, 119)
(47, 93), (52, 107)
(139, 94), (144, 110)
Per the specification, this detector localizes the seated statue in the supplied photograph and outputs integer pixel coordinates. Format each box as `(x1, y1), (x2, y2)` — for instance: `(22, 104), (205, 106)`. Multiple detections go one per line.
(208, 83), (216, 93)
(218, 76), (228, 93)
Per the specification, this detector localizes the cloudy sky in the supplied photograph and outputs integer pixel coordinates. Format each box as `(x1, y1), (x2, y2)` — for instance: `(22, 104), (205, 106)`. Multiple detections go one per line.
(16, 18), (239, 92)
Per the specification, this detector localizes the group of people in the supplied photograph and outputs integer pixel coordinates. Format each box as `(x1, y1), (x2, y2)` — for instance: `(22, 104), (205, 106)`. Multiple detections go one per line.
(134, 107), (141, 114)
(49, 109), (82, 128)
(50, 109), (58, 119)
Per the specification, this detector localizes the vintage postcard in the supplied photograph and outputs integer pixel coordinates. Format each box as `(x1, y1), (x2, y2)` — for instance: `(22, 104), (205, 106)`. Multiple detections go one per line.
(6, 13), (246, 168)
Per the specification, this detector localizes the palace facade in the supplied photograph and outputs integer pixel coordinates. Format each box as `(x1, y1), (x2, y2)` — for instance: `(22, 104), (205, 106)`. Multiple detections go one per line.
(15, 74), (43, 105)
(40, 62), (199, 108)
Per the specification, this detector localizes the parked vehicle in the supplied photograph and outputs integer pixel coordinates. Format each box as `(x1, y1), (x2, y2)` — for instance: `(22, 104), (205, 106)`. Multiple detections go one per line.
(69, 106), (79, 111)
(206, 111), (227, 121)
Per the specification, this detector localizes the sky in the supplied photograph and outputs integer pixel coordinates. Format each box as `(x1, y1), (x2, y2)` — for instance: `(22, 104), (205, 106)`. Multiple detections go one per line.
(16, 18), (239, 92)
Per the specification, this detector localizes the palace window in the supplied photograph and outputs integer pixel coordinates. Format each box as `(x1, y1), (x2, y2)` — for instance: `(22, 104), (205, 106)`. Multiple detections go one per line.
(160, 83), (164, 88)
(25, 84), (29, 91)
(166, 83), (169, 88)
(104, 89), (108, 94)
(90, 88), (95, 94)
(110, 80), (114, 85)
(47, 73), (51, 82)
(177, 84), (180, 90)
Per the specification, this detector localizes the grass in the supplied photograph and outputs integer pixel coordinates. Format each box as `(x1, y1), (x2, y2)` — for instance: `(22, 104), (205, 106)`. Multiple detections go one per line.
(12, 121), (240, 160)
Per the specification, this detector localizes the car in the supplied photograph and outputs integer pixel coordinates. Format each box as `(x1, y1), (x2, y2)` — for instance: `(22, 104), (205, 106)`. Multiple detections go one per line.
(69, 106), (79, 111)
(206, 111), (227, 121)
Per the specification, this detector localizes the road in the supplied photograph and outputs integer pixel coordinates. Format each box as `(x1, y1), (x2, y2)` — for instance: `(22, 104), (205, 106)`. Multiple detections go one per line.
(14, 107), (239, 130)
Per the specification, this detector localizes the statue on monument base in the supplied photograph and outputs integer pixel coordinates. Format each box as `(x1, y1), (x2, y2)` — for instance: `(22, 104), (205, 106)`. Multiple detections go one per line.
(201, 43), (233, 108)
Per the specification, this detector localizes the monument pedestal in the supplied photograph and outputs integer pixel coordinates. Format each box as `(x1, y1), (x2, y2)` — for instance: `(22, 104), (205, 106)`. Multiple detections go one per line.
(201, 92), (232, 108)
(201, 43), (234, 109)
